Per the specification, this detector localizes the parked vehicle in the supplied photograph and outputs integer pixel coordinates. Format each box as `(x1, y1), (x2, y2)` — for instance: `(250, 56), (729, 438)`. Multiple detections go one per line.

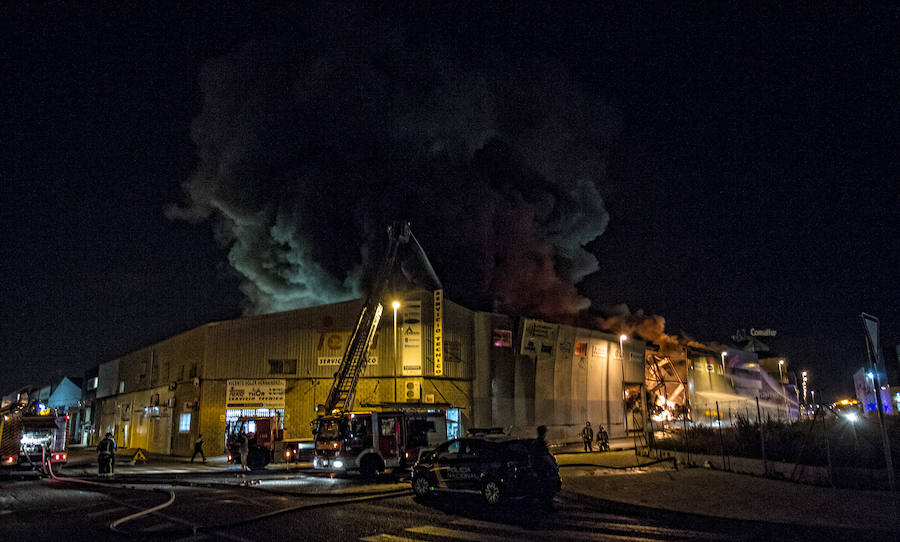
(411, 436), (561, 506)
(225, 415), (282, 468)
(314, 409), (446, 476)
(1, 403), (69, 469)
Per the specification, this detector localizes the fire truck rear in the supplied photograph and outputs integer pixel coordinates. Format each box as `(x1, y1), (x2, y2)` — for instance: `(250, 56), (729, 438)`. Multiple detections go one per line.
(1, 405), (70, 469)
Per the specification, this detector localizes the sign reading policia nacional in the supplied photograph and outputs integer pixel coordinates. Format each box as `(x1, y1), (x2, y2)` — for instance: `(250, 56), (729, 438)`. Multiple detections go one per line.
(226, 379), (285, 409)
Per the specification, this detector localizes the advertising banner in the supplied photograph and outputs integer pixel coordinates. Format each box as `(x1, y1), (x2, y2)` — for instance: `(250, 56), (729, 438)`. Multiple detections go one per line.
(520, 319), (559, 357)
(401, 300), (423, 375)
(226, 379), (285, 409)
(317, 356), (377, 366)
(433, 289), (444, 376)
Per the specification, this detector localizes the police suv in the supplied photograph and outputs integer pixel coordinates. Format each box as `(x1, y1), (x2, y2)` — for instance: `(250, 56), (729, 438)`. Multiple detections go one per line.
(411, 436), (561, 506)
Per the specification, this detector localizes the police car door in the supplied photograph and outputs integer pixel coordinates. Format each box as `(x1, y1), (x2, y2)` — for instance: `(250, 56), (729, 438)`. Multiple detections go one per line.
(446, 439), (482, 491)
(433, 439), (460, 490)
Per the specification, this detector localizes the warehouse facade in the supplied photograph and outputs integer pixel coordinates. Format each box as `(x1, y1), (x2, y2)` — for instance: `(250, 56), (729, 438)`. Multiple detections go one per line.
(93, 290), (645, 456)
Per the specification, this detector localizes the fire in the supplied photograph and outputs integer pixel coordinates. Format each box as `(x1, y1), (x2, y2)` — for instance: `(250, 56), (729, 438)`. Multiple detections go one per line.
(651, 394), (677, 423)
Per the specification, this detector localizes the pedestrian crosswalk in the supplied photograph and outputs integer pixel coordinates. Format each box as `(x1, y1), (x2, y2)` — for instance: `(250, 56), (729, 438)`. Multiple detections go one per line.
(360, 503), (729, 541)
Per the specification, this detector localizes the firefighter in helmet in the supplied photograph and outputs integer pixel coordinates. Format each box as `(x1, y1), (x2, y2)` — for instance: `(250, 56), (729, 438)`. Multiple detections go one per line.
(97, 432), (116, 477)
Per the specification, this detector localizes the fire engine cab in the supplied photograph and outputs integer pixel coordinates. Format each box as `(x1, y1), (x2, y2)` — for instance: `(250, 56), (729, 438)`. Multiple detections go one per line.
(313, 409), (446, 476)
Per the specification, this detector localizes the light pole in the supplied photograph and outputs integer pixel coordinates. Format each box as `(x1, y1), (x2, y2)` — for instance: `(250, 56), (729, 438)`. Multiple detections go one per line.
(392, 300), (400, 403)
(778, 359), (784, 383)
(720, 352), (727, 376)
(619, 334), (628, 433)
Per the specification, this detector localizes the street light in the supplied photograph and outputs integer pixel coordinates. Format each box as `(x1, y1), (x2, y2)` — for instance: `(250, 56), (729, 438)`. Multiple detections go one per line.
(778, 359), (785, 383)
(619, 334), (628, 432)
(720, 352), (727, 375)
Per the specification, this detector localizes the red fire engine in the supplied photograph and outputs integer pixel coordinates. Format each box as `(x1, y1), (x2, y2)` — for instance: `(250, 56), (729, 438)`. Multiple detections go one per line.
(1, 402), (69, 469)
(312, 222), (449, 475)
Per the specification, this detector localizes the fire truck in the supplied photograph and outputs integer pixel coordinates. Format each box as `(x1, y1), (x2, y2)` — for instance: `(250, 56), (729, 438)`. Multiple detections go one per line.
(314, 409), (447, 476)
(0, 403), (70, 469)
(225, 415), (283, 468)
(313, 222), (448, 476)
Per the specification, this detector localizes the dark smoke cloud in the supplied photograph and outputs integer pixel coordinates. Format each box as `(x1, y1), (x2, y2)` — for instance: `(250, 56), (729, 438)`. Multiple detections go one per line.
(596, 304), (719, 357)
(168, 23), (617, 317)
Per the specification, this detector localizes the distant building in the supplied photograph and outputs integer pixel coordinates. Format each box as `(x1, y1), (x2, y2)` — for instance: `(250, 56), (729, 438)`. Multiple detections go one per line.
(47, 377), (82, 411)
(853, 368), (893, 415)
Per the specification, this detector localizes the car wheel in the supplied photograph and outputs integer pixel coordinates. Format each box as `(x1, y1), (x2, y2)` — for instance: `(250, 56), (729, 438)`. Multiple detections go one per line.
(359, 455), (382, 478)
(412, 475), (431, 498)
(481, 479), (503, 506)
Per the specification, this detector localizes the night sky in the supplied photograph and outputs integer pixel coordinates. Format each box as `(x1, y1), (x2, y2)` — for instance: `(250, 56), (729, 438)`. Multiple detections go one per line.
(3, 4), (898, 399)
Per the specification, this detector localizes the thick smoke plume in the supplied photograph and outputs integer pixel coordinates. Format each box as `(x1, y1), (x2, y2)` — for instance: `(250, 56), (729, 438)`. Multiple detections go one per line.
(169, 23), (617, 318)
(596, 304), (715, 357)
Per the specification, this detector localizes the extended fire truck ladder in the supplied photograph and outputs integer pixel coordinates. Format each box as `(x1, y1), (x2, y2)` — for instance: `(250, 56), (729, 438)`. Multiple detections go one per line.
(322, 222), (441, 413)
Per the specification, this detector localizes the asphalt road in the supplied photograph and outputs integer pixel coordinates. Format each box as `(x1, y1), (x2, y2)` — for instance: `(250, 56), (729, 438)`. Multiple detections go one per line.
(0, 467), (884, 541)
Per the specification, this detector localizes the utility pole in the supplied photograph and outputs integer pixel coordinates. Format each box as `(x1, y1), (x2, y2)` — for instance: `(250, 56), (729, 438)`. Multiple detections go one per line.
(861, 313), (895, 493)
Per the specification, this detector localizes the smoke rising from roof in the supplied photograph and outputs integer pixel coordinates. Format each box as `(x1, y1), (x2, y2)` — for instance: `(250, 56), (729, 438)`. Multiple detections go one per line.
(168, 25), (617, 318)
(597, 304), (715, 357)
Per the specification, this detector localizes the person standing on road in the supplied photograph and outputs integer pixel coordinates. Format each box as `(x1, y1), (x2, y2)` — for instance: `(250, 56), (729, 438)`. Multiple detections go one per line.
(596, 424), (610, 451)
(239, 431), (250, 474)
(581, 421), (593, 452)
(97, 432), (116, 477)
(190, 433), (207, 463)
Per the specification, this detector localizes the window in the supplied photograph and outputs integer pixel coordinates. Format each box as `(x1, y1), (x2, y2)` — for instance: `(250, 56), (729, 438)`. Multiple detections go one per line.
(268, 359), (297, 374)
(179, 413), (191, 432)
(118, 381), (125, 393)
(575, 341), (588, 356)
(87, 377), (98, 390)
(492, 329), (512, 347)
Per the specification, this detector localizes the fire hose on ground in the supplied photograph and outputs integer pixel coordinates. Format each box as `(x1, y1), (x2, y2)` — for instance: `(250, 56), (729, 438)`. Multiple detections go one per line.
(38, 446), (410, 537)
(39, 446), (177, 534)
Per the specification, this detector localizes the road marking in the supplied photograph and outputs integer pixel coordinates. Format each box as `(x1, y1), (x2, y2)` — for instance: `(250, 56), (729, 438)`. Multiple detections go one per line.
(407, 526), (507, 541)
(450, 518), (655, 542)
(360, 534), (427, 542)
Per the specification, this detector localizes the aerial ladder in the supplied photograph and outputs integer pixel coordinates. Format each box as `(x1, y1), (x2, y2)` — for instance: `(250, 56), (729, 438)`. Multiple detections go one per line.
(321, 222), (441, 414)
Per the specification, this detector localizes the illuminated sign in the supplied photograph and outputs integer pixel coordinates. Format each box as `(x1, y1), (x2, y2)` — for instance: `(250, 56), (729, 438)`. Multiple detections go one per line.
(433, 290), (443, 376)
(750, 328), (777, 337)
(401, 300), (423, 375)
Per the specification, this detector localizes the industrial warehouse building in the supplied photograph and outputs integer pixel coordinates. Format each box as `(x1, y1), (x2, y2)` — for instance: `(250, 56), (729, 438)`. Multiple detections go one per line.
(93, 290), (646, 456)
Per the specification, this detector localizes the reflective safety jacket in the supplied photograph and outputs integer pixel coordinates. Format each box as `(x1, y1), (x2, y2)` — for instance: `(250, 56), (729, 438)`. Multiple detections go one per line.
(97, 437), (116, 456)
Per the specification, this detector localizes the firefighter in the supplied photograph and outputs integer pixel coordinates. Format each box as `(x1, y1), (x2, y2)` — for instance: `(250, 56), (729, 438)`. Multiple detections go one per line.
(239, 431), (250, 474)
(596, 424), (610, 452)
(97, 432), (116, 477)
(581, 421), (593, 452)
(190, 433), (207, 463)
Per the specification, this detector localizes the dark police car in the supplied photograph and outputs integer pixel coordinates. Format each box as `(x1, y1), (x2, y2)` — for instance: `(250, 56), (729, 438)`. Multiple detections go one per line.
(411, 437), (561, 506)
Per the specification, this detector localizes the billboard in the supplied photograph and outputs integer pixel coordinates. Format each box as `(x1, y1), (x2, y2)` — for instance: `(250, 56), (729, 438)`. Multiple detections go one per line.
(401, 300), (423, 375)
(226, 379), (285, 409)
